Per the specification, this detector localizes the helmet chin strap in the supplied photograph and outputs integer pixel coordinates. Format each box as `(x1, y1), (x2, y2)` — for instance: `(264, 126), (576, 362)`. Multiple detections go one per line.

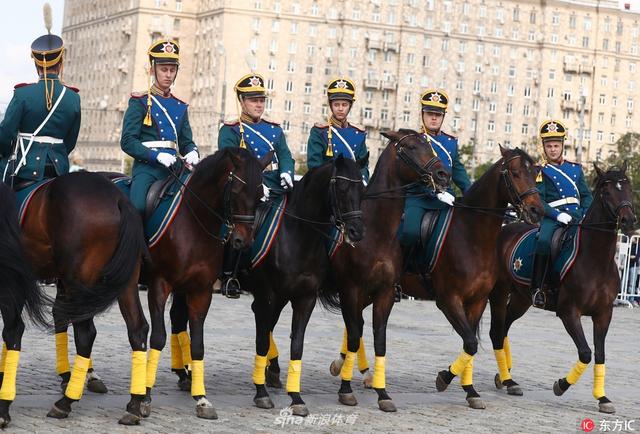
(152, 64), (179, 94)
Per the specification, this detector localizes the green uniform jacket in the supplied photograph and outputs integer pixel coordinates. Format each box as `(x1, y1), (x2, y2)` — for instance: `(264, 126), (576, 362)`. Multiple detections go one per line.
(0, 74), (81, 181)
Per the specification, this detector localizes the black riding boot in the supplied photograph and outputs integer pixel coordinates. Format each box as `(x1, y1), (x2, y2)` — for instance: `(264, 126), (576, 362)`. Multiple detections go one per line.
(220, 247), (241, 299)
(530, 253), (550, 309)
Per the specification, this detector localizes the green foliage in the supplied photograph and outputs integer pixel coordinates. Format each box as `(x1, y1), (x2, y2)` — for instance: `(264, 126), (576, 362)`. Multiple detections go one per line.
(603, 132), (640, 204)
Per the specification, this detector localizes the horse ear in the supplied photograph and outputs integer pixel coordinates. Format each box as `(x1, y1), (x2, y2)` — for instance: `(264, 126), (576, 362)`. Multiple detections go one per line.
(258, 150), (275, 171)
(593, 162), (604, 178)
(380, 130), (397, 141)
(356, 152), (370, 170)
(227, 148), (243, 167)
(621, 160), (628, 174)
(498, 143), (508, 156)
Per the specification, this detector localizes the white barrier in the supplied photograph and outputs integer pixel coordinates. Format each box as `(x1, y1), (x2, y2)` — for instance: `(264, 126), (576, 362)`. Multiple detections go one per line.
(614, 233), (640, 308)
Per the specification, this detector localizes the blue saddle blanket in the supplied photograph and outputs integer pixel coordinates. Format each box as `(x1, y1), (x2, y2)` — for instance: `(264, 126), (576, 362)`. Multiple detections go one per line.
(15, 178), (54, 225)
(406, 207), (454, 273)
(508, 225), (581, 285)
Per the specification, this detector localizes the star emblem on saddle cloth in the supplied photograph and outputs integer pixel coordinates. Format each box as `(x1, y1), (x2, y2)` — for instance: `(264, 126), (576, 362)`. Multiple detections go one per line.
(430, 92), (442, 102)
(513, 257), (523, 272)
(335, 79), (348, 89)
(162, 42), (175, 53)
(546, 121), (558, 133)
(249, 76), (262, 87)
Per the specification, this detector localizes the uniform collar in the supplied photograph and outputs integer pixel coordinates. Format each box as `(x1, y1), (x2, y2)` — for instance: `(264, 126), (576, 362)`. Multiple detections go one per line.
(150, 84), (171, 98)
(330, 116), (348, 128)
(546, 158), (564, 166)
(241, 112), (260, 124)
(38, 73), (59, 80)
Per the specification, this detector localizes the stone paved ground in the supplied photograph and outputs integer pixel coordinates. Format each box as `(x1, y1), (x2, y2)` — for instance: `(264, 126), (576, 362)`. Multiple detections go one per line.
(4, 287), (639, 433)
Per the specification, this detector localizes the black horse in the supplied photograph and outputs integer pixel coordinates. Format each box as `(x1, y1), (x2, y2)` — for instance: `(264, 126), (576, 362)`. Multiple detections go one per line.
(0, 182), (50, 428)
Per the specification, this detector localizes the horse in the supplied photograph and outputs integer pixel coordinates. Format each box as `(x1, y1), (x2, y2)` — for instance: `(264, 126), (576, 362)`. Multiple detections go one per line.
(325, 146), (544, 411)
(488, 163), (636, 414)
(141, 148), (271, 420)
(10, 171), (149, 424)
(0, 182), (51, 428)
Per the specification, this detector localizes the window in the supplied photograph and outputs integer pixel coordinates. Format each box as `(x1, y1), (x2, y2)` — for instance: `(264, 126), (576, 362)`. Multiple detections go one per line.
(285, 81), (293, 93)
(265, 99), (273, 110)
(599, 94), (606, 104)
(509, 66), (516, 78)
(505, 122), (512, 133)
(363, 107), (373, 119)
(489, 101), (497, 112)
(628, 98), (634, 111)
(547, 87), (555, 98)
(523, 105), (530, 116)
(549, 70), (556, 80)
(506, 103), (513, 114)
(609, 133), (616, 144)
(304, 82), (312, 94)
(487, 120), (495, 132)
(521, 124), (529, 135)
(552, 13), (559, 25)
(305, 65), (313, 74)
(402, 111), (410, 123)
(603, 39), (609, 50)
(563, 90), (571, 101)
(288, 41), (296, 54)
(272, 20), (280, 32)
(612, 96), (618, 107)
(404, 92), (412, 103)
(456, 80), (464, 91)
(282, 120), (290, 132)
(173, 18), (180, 30)
(303, 103), (311, 115)
(598, 112), (605, 124)
(611, 115), (616, 126)
(310, 2), (319, 16)
(473, 80), (481, 93)
(252, 18), (261, 31)
(458, 41), (466, 54)
(268, 58), (276, 71)
(582, 37), (589, 48)
(569, 14), (576, 29)
(175, 0), (182, 11)
(597, 131), (603, 141)
(490, 82), (498, 93)
(513, 6), (520, 21)
(407, 53), (415, 65)
(524, 86), (531, 97)
(472, 99), (480, 111)
(380, 109), (389, 121)
(284, 100), (293, 112)
(507, 84), (515, 96)
(529, 10), (536, 24)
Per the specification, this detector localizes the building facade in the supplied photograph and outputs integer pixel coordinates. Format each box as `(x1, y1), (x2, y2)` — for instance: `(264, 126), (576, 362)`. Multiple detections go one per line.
(62, 0), (640, 173)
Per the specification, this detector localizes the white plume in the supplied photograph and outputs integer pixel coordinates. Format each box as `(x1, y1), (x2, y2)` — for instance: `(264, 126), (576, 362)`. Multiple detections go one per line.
(43, 2), (52, 34)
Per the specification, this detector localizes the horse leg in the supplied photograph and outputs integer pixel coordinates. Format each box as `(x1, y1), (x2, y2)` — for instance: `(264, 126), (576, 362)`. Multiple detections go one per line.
(265, 294), (288, 389)
(142, 277), (172, 417)
(0, 304), (25, 428)
(251, 292), (275, 410)
(592, 308), (615, 414)
(553, 308), (592, 398)
(47, 318), (96, 419)
(331, 321), (372, 388)
(337, 289), (364, 407)
(458, 301), (488, 410)
(52, 288), (71, 394)
(186, 289), (217, 419)
(285, 295), (317, 417)
(169, 292), (191, 391)
(489, 283), (523, 396)
(370, 287), (397, 412)
(116, 277), (150, 426)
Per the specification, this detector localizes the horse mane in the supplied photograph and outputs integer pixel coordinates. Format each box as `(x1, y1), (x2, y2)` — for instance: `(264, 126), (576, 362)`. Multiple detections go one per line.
(191, 147), (262, 188)
(594, 166), (626, 189)
(463, 147), (534, 198)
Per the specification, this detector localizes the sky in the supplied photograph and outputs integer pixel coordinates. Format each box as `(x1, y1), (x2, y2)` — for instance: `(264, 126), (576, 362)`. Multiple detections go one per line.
(0, 0), (639, 111)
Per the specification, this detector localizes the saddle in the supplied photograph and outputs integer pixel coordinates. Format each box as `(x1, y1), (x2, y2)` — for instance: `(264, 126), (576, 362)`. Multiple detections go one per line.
(144, 164), (186, 220)
(550, 226), (570, 263)
(420, 210), (441, 249)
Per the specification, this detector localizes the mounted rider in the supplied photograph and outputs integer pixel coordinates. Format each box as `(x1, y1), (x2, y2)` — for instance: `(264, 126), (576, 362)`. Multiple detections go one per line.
(120, 39), (200, 216)
(306, 77), (369, 183)
(0, 5), (81, 190)
(217, 73), (295, 298)
(530, 120), (592, 308)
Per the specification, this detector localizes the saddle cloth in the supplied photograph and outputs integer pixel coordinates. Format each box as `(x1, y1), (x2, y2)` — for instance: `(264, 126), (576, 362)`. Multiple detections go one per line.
(404, 207), (454, 274)
(14, 178), (54, 225)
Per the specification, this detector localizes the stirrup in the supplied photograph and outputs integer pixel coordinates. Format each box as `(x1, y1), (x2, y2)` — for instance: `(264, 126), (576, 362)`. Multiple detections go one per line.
(532, 289), (546, 309)
(221, 278), (241, 299)
(393, 284), (402, 303)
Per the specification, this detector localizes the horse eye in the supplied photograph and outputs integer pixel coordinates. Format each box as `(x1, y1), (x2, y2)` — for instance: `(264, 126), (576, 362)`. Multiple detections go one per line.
(616, 182), (622, 191)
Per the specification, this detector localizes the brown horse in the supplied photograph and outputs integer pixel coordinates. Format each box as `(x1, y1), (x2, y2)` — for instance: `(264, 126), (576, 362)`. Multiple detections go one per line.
(0, 182), (50, 428)
(142, 148), (270, 420)
(326, 146), (544, 411)
(489, 163), (636, 414)
(11, 172), (149, 424)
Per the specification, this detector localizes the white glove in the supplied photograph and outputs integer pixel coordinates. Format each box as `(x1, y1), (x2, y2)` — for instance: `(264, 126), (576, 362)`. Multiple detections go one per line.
(184, 150), (200, 166)
(262, 184), (270, 201)
(436, 191), (455, 206)
(280, 172), (293, 189)
(556, 212), (572, 225)
(156, 152), (177, 168)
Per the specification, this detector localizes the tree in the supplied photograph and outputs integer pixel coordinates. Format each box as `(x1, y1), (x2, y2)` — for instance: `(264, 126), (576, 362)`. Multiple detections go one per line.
(604, 132), (640, 204)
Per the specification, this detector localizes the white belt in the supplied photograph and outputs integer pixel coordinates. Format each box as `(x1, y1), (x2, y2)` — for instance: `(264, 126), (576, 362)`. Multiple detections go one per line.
(18, 132), (63, 144)
(264, 162), (278, 171)
(142, 140), (176, 149)
(548, 197), (579, 208)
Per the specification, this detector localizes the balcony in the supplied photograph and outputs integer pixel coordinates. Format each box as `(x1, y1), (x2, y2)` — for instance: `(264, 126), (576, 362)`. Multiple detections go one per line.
(379, 119), (393, 130)
(380, 79), (396, 90)
(367, 39), (383, 50)
(362, 117), (377, 127)
(363, 78), (380, 89)
(384, 41), (400, 52)
(561, 100), (577, 110)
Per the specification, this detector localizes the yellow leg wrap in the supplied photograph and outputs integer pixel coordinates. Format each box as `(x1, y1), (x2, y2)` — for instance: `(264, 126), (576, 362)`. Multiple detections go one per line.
(253, 355), (268, 385)
(503, 337), (512, 370)
(146, 349), (162, 389)
(494, 349), (512, 382)
(286, 360), (302, 393)
(55, 332), (70, 375)
(339, 328), (348, 355)
(565, 360), (589, 385)
(177, 331), (192, 370)
(357, 337), (370, 372)
(191, 359), (206, 397)
(267, 332), (279, 361)
(0, 350), (20, 400)
(65, 355), (90, 400)
(371, 356), (386, 389)
(170, 334), (183, 370)
(0, 343), (7, 373)
(593, 363), (606, 399)
(340, 351), (356, 381)
(89, 359), (93, 370)
(460, 357), (474, 386)
(449, 351), (473, 376)
(129, 351), (147, 395)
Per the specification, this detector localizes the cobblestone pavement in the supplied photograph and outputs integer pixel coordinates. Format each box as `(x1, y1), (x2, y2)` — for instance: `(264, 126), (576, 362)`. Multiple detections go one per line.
(4, 286), (639, 433)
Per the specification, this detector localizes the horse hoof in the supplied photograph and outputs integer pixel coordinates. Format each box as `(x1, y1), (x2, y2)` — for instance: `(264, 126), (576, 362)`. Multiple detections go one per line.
(338, 393), (358, 406)
(140, 401), (152, 418)
(599, 402), (616, 414)
(87, 378), (108, 394)
(178, 378), (191, 391)
(378, 399), (397, 412)
(553, 380), (565, 396)
(196, 405), (218, 420)
(118, 412), (141, 425)
(507, 385), (523, 396)
(0, 416), (9, 429)
(435, 372), (449, 392)
(290, 404), (309, 417)
(466, 397), (486, 410)
(254, 396), (275, 409)
(330, 358), (343, 377)
(60, 382), (68, 394)
(494, 373), (504, 390)
(363, 371), (373, 389)
(265, 368), (282, 389)
(46, 405), (70, 419)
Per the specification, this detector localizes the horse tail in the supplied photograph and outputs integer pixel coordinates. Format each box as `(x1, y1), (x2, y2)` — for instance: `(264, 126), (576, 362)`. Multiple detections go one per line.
(0, 185), (51, 329)
(58, 197), (145, 323)
(317, 280), (343, 314)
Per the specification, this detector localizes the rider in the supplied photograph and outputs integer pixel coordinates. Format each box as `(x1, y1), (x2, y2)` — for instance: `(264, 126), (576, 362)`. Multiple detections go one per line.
(307, 77), (369, 183)
(531, 120), (592, 308)
(217, 73), (295, 298)
(398, 89), (471, 248)
(120, 39), (200, 216)
(0, 14), (81, 190)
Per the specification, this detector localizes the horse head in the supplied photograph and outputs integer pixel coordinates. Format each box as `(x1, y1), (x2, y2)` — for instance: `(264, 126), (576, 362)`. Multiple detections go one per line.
(593, 162), (637, 235)
(381, 129), (450, 191)
(498, 145), (544, 225)
(330, 155), (366, 245)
